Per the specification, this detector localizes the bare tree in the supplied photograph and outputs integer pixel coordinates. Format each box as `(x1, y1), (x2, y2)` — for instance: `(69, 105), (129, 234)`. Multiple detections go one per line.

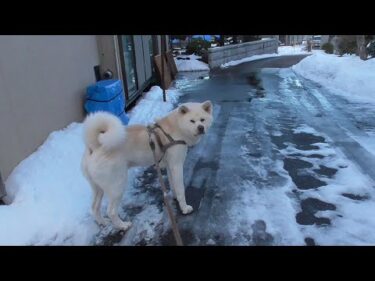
(356, 35), (367, 60)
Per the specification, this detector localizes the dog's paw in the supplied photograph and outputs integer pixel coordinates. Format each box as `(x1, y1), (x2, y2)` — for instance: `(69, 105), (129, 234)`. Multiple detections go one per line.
(181, 205), (193, 215)
(118, 221), (132, 231)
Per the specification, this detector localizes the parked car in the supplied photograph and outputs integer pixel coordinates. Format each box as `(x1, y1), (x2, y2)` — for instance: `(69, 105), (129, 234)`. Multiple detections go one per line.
(312, 35), (322, 48)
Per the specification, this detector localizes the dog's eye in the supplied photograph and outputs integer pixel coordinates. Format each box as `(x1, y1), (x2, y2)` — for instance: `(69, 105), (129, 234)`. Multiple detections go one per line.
(190, 120), (195, 123)
(200, 118), (205, 122)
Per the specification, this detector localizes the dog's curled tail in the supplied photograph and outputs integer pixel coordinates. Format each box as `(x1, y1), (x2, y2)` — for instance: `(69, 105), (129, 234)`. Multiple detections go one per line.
(83, 111), (126, 151)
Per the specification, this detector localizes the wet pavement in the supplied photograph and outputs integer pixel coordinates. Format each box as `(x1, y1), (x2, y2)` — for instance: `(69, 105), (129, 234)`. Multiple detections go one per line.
(96, 55), (375, 246)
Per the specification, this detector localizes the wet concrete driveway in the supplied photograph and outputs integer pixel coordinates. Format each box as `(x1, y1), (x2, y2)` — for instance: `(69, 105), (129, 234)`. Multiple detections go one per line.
(96, 55), (375, 246)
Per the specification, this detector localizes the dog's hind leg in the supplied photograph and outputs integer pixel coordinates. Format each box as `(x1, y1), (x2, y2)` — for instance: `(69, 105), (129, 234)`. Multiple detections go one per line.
(89, 180), (107, 226)
(105, 174), (132, 231)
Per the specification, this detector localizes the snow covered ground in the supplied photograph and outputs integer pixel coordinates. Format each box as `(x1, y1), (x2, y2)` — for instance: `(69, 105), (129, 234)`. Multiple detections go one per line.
(221, 44), (310, 68)
(293, 51), (375, 104)
(0, 86), (183, 245)
(292, 52), (375, 159)
(274, 69), (375, 245)
(2, 50), (375, 246)
(169, 60), (375, 246)
(278, 45), (309, 55)
(174, 54), (209, 72)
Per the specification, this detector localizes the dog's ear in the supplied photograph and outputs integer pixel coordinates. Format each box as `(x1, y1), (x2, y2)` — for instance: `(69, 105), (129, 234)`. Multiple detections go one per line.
(179, 105), (189, 115)
(202, 100), (213, 114)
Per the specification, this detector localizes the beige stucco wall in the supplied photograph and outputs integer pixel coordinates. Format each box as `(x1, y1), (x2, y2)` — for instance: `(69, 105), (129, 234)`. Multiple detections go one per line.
(0, 35), (100, 178)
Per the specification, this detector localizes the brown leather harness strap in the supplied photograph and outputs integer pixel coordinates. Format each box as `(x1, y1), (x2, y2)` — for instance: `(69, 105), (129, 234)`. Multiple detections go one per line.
(147, 123), (187, 163)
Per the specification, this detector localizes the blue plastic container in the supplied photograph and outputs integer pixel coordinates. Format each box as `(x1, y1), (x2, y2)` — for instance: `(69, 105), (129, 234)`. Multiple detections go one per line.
(85, 79), (129, 125)
(118, 110), (130, 125)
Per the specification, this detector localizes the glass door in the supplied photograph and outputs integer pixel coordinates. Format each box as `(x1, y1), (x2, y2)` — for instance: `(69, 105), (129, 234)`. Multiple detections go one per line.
(121, 35), (138, 101)
(141, 35), (154, 82)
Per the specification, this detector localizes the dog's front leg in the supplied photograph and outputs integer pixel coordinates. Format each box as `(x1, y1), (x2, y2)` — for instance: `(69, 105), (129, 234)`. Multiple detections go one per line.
(166, 166), (177, 199)
(167, 162), (193, 215)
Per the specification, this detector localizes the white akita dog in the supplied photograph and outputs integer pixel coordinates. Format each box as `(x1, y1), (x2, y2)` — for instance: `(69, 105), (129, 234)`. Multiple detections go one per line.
(81, 101), (213, 231)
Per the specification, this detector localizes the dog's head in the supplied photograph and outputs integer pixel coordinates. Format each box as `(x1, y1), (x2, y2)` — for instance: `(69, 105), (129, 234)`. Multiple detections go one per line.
(176, 101), (213, 143)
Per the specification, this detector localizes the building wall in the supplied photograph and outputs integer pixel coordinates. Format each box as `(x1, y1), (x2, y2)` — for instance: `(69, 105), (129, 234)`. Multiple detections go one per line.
(0, 35), (100, 178)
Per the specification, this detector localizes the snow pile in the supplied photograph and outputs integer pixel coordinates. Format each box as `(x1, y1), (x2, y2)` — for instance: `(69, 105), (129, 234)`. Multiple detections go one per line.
(128, 86), (182, 125)
(221, 44), (310, 68)
(174, 54), (209, 72)
(221, 53), (279, 68)
(278, 45), (308, 55)
(293, 52), (375, 103)
(0, 86), (182, 245)
(1, 123), (96, 245)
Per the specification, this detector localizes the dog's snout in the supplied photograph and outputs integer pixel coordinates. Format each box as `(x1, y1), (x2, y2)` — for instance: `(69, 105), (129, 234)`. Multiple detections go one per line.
(198, 125), (205, 134)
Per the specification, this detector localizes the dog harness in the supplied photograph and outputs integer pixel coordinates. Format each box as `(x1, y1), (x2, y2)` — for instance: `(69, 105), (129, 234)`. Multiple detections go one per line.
(147, 123), (187, 163)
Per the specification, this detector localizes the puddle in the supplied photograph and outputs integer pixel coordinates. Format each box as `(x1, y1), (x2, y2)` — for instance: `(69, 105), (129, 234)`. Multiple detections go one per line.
(341, 193), (370, 201)
(283, 157), (327, 190)
(284, 157), (314, 170)
(296, 198), (336, 226)
(313, 165), (338, 178)
(247, 71), (266, 98)
(292, 132), (326, 151)
(291, 174), (327, 190)
(251, 220), (274, 246)
(304, 237), (316, 246)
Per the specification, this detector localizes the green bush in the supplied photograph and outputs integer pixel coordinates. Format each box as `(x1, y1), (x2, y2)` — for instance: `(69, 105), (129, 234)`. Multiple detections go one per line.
(186, 38), (211, 56)
(322, 42), (334, 54)
(367, 40), (375, 58)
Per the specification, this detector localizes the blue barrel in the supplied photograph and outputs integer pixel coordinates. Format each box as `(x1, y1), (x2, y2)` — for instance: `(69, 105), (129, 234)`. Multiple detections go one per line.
(85, 79), (129, 125)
